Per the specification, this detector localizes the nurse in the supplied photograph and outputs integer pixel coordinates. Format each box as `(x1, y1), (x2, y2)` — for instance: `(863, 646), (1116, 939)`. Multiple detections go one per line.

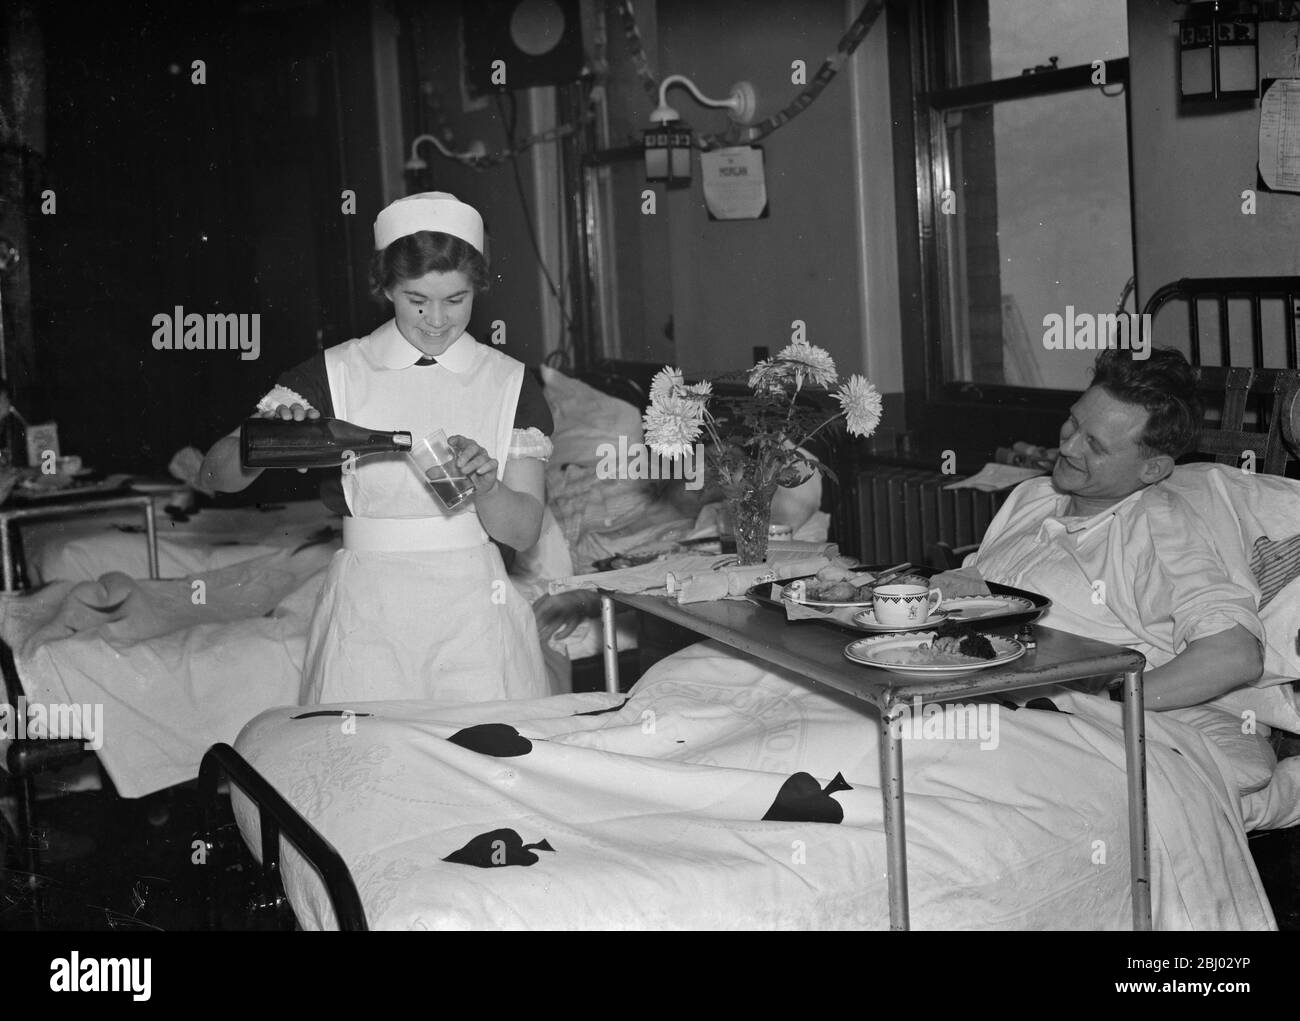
(201, 192), (552, 704)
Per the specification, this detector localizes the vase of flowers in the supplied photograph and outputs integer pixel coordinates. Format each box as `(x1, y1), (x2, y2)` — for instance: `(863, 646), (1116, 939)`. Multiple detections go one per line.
(642, 338), (883, 565)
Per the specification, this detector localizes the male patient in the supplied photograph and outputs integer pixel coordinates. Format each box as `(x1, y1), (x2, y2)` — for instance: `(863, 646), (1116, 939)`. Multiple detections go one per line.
(955, 347), (1264, 710)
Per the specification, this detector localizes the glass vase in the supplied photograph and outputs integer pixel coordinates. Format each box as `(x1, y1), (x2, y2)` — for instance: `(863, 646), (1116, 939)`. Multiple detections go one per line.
(726, 478), (778, 566)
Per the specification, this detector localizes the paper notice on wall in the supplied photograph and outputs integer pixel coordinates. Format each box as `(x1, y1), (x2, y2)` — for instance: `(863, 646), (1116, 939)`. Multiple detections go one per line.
(1259, 79), (1300, 194)
(701, 146), (768, 220)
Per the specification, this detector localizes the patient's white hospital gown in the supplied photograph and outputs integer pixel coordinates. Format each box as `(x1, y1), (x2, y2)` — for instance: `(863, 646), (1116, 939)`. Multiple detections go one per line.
(966, 475), (1264, 672)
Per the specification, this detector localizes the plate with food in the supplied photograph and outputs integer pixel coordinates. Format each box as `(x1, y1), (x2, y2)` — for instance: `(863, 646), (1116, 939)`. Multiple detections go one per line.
(844, 629), (1024, 679)
(938, 595), (1036, 620)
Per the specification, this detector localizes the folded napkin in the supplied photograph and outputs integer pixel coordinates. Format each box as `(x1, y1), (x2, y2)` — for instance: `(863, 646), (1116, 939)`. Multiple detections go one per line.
(672, 554), (832, 604)
(548, 549), (835, 603)
(777, 586), (868, 628)
(927, 567), (991, 598)
(944, 463), (1043, 492)
(549, 554), (737, 596)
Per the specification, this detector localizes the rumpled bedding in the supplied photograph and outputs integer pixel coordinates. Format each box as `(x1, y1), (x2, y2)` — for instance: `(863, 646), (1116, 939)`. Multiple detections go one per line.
(22, 500), (342, 584)
(231, 642), (1276, 931)
(0, 546), (334, 796)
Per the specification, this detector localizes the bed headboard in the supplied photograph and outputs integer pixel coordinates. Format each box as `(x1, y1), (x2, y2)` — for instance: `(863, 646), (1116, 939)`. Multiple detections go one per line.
(1141, 276), (1300, 477)
(1142, 275), (1300, 369)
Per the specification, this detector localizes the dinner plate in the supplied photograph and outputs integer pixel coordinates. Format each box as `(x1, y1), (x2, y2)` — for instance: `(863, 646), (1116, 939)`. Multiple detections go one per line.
(851, 608), (950, 632)
(844, 632), (1025, 679)
(938, 595), (1035, 620)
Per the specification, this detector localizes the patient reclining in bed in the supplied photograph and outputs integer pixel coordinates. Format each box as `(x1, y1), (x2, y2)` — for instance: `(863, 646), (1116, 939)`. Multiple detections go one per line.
(933, 348), (1300, 829)
(945, 347), (1267, 711)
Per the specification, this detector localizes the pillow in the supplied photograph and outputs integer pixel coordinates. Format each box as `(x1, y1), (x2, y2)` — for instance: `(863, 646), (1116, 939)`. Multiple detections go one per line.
(1250, 533), (1300, 610)
(1206, 680), (1300, 736)
(1163, 465), (1300, 680)
(540, 365), (646, 472)
(1169, 703), (1277, 797)
(539, 366), (656, 547)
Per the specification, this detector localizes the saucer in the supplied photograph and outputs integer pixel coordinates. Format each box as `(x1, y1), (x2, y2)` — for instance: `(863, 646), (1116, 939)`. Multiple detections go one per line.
(851, 608), (950, 633)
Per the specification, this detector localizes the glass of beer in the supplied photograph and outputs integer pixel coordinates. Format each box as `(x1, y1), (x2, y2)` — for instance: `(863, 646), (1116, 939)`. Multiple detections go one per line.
(408, 429), (477, 510)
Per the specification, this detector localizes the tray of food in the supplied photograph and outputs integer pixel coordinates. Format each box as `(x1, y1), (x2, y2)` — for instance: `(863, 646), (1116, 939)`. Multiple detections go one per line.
(746, 561), (1049, 633)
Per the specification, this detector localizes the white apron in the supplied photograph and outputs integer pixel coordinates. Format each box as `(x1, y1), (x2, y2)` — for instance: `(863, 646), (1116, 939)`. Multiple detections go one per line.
(299, 321), (547, 704)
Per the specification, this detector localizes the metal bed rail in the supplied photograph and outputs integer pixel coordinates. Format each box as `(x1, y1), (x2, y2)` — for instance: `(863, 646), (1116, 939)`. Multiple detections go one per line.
(198, 742), (368, 931)
(1142, 275), (1300, 369)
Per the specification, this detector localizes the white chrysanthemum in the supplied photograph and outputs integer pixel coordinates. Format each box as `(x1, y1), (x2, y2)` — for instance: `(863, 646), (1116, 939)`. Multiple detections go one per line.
(776, 341), (837, 389)
(748, 359), (791, 393)
(643, 395), (704, 458)
(649, 366), (685, 404)
(836, 374), (883, 438)
(684, 380), (713, 399)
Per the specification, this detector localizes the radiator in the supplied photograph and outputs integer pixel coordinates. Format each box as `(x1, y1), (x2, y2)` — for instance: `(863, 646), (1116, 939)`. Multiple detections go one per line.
(851, 465), (1010, 567)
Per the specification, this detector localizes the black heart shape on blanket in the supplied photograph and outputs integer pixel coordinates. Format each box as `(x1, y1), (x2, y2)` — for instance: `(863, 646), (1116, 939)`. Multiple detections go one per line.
(442, 828), (555, 868)
(762, 771), (853, 824)
(291, 710), (375, 719)
(572, 697), (630, 717)
(447, 723), (533, 757)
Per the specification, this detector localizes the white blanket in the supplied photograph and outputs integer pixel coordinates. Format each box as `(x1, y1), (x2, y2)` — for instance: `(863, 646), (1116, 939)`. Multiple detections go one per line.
(231, 642), (1276, 931)
(0, 546), (333, 796)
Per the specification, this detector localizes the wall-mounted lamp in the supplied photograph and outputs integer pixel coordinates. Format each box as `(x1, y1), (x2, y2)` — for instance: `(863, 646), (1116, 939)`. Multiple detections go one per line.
(1178, 1), (1259, 101)
(644, 75), (757, 187)
(405, 133), (488, 171)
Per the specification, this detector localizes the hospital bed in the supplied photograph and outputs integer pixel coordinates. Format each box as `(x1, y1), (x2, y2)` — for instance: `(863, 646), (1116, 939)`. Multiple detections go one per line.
(196, 281), (1300, 929)
(0, 362), (755, 913)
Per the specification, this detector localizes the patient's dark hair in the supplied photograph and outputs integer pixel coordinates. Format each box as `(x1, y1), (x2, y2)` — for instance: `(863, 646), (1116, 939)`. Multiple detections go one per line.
(368, 230), (490, 302)
(1089, 347), (1202, 458)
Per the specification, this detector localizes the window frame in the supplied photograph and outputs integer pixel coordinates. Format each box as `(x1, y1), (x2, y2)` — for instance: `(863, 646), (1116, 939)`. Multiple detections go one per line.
(891, 0), (1139, 463)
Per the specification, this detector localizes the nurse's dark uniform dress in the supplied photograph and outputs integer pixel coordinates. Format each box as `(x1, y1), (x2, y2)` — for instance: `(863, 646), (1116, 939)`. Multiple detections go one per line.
(267, 323), (553, 704)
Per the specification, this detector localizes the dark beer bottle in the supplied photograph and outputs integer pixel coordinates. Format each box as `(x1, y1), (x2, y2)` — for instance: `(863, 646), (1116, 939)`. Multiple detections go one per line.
(240, 417), (414, 468)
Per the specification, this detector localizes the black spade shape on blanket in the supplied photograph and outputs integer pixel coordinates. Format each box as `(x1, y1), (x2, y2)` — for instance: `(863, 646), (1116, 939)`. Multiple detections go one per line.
(442, 828), (555, 868)
(572, 697), (630, 717)
(291, 710), (374, 720)
(762, 772), (853, 824)
(447, 723), (533, 757)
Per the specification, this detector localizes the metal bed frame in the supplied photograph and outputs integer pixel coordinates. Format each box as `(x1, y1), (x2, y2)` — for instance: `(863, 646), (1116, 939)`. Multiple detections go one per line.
(198, 743), (367, 931)
(1142, 275), (1299, 370)
(0, 491), (160, 927)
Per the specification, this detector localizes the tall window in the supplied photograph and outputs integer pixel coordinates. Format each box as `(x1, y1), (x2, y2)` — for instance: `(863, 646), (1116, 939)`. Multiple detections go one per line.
(916, 0), (1132, 394)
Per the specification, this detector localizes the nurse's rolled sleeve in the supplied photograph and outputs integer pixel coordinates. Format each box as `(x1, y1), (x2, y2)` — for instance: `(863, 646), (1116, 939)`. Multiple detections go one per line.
(271, 353), (335, 417)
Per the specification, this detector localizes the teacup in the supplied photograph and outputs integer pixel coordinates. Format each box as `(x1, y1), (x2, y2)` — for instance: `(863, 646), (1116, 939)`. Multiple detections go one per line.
(872, 583), (943, 627)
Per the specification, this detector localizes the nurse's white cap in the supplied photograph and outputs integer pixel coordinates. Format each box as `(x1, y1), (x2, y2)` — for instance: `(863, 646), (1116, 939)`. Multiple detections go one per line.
(373, 192), (484, 254)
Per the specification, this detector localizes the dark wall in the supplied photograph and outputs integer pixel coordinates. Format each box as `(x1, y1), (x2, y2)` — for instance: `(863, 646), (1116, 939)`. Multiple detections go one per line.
(29, 0), (381, 496)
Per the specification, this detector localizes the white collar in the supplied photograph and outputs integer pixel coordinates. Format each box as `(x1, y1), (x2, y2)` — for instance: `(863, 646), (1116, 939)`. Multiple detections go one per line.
(372, 320), (478, 373)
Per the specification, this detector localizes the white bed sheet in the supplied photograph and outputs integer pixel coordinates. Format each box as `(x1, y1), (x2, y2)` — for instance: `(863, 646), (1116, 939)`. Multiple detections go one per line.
(0, 547), (333, 796)
(231, 642), (1276, 931)
(22, 499), (341, 583)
